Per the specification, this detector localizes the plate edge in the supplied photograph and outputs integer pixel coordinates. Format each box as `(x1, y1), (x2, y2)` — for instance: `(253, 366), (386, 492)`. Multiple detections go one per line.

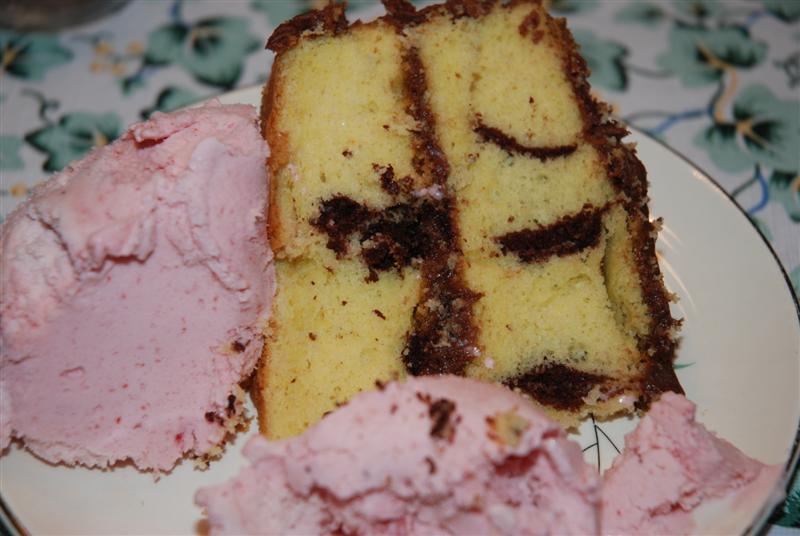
(628, 125), (800, 536)
(1, 97), (797, 536)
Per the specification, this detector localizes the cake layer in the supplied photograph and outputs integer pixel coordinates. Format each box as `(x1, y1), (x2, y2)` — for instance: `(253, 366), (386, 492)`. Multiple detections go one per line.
(259, 0), (681, 438)
(258, 257), (418, 438)
(264, 17), (425, 258)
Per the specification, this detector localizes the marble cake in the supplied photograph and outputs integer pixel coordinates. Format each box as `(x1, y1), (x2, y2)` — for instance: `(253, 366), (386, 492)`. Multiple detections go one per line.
(257, 0), (682, 439)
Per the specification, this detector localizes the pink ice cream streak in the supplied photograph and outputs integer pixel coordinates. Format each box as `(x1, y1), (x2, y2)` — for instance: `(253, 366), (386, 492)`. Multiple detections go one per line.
(0, 101), (275, 472)
(195, 376), (602, 536)
(602, 392), (782, 535)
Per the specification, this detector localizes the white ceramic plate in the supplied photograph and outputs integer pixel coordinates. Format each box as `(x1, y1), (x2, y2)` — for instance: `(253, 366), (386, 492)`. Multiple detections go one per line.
(1, 86), (798, 535)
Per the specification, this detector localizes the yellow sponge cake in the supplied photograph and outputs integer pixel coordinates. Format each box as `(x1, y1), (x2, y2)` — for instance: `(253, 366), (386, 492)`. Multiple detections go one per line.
(257, 0), (682, 439)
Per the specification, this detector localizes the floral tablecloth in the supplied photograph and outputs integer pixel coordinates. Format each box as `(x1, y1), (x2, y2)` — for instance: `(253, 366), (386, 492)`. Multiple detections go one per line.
(0, 0), (798, 532)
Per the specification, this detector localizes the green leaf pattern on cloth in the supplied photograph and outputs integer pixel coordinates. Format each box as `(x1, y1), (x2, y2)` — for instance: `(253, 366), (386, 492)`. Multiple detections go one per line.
(25, 112), (122, 172)
(572, 30), (628, 91)
(0, 31), (73, 80)
(547, 0), (599, 15)
(145, 17), (260, 89)
(658, 25), (767, 87)
(251, 0), (314, 24)
(615, 3), (667, 27)
(141, 86), (201, 119)
(120, 75), (146, 96)
(673, 0), (723, 20)
(0, 136), (25, 171)
(769, 171), (800, 222)
(695, 85), (800, 173)
(773, 470), (800, 526)
(762, 0), (800, 23)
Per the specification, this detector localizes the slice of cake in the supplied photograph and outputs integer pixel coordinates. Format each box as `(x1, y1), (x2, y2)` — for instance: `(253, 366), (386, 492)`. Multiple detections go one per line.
(257, 0), (682, 439)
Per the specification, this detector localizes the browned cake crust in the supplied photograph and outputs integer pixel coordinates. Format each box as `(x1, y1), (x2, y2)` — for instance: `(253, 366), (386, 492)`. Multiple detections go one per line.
(540, 6), (683, 404)
(259, 0), (682, 427)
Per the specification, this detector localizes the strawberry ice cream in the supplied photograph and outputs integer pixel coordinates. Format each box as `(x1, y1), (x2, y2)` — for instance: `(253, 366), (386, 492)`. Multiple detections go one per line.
(0, 101), (274, 472)
(196, 380), (783, 536)
(602, 392), (782, 535)
(195, 376), (601, 535)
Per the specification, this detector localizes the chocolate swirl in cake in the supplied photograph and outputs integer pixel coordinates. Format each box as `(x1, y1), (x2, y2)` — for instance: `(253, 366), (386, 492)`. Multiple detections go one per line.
(474, 120), (577, 161)
(312, 194), (483, 377)
(495, 205), (607, 263)
(506, 364), (609, 411)
(311, 195), (447, 278)
(311, 44), (483, 377)
(398, 46), (482, 377)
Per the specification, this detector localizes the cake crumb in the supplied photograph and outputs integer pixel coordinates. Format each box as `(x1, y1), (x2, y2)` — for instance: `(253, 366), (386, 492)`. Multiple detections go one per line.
(424, 456), (437, 474)
(287, 163), (301, 183)
(486, 410), (530, 447)
(429, 398), (457, 442)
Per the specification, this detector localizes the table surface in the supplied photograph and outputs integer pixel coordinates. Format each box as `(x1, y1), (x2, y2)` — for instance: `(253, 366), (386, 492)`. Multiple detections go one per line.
(0, 0), (798, 533)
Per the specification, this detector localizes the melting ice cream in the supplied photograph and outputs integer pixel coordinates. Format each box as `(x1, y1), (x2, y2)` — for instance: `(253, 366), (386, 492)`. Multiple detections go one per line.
(0, 102), (274, 471)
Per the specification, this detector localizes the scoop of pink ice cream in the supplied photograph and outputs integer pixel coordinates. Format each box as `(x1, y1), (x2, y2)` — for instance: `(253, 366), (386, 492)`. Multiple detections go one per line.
(195, 376), (601, 536)
(602, 392), (782, 535)
(0, 101), (274, 471)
